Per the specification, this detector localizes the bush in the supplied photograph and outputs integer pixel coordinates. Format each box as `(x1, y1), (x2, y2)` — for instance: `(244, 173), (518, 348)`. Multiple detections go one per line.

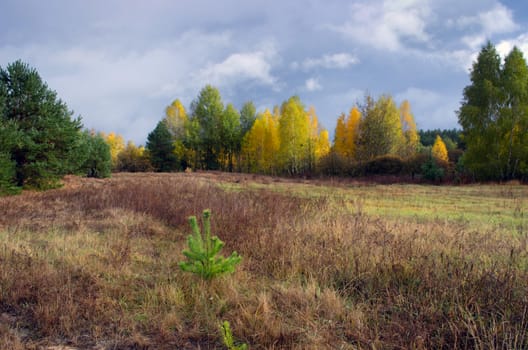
(421, 156), (445, 182)
(317, 151), (350, 176)
(404, 153), (429, 177)
(362, 155), (405, 175)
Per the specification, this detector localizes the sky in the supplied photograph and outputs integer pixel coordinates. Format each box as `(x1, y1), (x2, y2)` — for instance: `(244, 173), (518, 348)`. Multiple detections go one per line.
(1, 0), (528, 144)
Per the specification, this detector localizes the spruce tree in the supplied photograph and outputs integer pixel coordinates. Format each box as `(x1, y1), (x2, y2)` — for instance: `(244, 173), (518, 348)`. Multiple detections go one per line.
(146, 121), (179, 172)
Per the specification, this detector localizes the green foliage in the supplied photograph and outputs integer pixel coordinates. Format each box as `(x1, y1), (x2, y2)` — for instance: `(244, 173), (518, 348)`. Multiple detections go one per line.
(240, 101), (257, 136)
(0, 152), (20, 196)
(0, 60), (82, 189)
(77, 131), (112, 178)
(191, 85), (225, 170)
(220, 321), (248, 350)
(0, 118), (22, 195)
(421, 156), (445, 182)
(419, 129), (462, 149)
(146, 121), (179, 172)
(356, 94), (405, 161)
(220, 103), (242, 172)
(179, 209), (241, 280)
(458, 42), (528, 180)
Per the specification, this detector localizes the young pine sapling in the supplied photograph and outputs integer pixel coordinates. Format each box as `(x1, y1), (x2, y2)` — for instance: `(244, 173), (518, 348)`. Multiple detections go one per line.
(179, 209), (241, 280)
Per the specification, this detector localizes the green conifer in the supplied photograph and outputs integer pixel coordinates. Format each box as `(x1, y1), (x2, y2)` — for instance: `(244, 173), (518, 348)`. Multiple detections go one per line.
(179, 210), (241, 280)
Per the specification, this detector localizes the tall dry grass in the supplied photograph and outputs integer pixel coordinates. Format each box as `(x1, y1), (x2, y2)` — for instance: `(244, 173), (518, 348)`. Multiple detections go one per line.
(0, 172), (526, 349)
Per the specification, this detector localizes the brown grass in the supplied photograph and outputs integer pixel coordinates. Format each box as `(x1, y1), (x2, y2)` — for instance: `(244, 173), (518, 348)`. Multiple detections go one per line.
(0, 172), (527, 349)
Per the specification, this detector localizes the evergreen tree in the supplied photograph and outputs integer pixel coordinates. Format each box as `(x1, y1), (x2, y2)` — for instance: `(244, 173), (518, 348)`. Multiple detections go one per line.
(78, 131), (112, 178)
(0, 120), (21, 195)
(179, 209), (241, 281)
(146, 121), (179, 172)
(0, 60), (82, 189)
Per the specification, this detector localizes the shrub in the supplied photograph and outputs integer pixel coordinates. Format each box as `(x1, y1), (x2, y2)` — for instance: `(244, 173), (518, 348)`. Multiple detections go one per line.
(362, 155), (405, 175)
(421, 156), (445, 182)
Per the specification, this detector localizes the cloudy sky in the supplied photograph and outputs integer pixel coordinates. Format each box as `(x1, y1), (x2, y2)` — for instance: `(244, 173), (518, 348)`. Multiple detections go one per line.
(1, 0), (527, 144)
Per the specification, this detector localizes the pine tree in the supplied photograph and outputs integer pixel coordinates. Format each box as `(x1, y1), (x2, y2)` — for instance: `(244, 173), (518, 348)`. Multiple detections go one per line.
(78, 131), (112, 178)
(0, 60), (82, 189)
(146, 121), (179, 172)
(179, 210), (241, 280)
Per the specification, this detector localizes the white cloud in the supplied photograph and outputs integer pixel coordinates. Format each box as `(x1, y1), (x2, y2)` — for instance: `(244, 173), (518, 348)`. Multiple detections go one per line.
(496, 34), (528, 58)
(293, 53), (359, 70)
(305, 78), (322, 92)
(454, 3), (518, 36)
(452, 3), (519, 57)
(195, 43), (278, 88)
(330, 0), (431, 51)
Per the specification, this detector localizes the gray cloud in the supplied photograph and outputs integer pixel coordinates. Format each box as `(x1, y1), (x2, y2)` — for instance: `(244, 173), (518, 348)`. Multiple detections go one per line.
(1, 0), (525, 143)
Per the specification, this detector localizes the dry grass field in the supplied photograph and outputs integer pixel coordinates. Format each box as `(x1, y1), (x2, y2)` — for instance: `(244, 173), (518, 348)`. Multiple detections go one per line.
(0, 172), (527, 349)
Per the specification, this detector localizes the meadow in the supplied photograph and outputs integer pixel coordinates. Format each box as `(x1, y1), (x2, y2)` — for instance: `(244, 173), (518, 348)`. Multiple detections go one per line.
(0, 172), (527, 349)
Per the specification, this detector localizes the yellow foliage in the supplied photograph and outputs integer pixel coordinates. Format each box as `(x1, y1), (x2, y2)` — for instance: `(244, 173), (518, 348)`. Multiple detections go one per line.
(278, 97), (310, 174)
(164, 99), (188, 139)
(400, 100), (420, 157)
(241, 109), (280, 174)
(316, 129), (330, 160)
(432, 135), (449, 162)
(307, 106), (330, 165)
(333, 113), (347, 156)
(333, 107), (361, 159)
(103, 132), (125, 168)
(345, 107), (361, 158)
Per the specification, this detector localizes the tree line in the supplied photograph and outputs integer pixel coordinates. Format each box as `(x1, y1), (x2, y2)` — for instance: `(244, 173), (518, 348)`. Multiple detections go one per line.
(1, 40), (526, 195)
(133, 86), (455, 179)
